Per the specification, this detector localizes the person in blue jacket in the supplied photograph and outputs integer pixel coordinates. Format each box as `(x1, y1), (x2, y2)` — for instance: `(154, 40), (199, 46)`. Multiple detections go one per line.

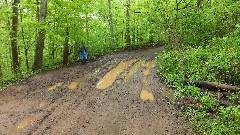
(79, 45), (88, 64)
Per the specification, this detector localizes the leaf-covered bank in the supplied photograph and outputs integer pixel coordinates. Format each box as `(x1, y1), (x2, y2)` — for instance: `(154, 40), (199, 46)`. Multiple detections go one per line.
(155, 1), (240, 134)
(156, 26), (240, 134)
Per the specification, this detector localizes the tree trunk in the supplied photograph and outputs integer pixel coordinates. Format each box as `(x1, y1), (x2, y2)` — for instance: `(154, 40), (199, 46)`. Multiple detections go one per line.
(125, 0), (131, 46)
(20, 9), (29, 71)
(184, 79), (239, 92)
(108, 0), (115, 46)
(36, 0), (40, 22)
(32, 0), (47, 71)
(175, 0), (181, 28)
(11, 0), (20, 73)
(35, 0), (39, 46)
(63, 27), (70, 65)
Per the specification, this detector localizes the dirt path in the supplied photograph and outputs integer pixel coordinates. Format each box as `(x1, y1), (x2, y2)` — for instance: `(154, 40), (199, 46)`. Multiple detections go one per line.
(0, 46), (192, 135)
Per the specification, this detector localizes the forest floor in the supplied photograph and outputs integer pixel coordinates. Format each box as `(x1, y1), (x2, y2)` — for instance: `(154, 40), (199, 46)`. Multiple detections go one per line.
(0, 46), (192, 135)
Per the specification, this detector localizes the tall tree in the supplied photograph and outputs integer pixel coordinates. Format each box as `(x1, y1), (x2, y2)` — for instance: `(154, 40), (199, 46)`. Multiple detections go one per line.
(175, 0), (180, 28)
(63, 27), (70, 65)
(125, 0), (131, 46)
(36, 0), (40, 21)
(11, 0), (20, 73)
(32, 0), (47, 71)
(19, 8), (30, 71)
(108, 0), (115, 46)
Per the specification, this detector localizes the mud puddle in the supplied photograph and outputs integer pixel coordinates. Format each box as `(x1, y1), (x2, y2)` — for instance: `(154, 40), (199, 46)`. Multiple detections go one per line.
(13, 116), (37, 132)
(96, 59), (137, 89)
(48, 82), (63, 91)
(140, 90), (155, 101)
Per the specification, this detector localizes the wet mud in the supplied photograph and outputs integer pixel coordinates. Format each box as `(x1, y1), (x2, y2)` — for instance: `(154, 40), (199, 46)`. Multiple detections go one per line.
(0, 46), (192, 135)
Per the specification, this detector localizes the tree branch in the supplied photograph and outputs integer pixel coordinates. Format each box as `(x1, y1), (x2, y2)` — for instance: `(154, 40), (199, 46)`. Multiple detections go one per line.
(184, 79), (240, 92)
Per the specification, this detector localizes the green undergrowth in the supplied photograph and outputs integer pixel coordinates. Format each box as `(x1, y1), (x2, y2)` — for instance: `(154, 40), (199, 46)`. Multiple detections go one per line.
(156, 26), (240, 134)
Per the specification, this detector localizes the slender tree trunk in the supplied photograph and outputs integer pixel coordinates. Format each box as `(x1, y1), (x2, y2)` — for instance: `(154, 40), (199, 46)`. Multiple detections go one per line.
(36, 0), (40, 22)
(11, 0), (20, 73)
(35, 0), (39, 45)
(19, 9), (29, 71)
(175, 0), (179, 28)
(63, 27), (70, 65)
(125, 0), (131, 46)
(108, 0), (115, 46)
(33, 0), (47, 71)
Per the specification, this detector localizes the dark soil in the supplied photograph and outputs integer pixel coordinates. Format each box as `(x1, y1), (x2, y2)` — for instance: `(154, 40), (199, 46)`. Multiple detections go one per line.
(0, 46), (192, 135)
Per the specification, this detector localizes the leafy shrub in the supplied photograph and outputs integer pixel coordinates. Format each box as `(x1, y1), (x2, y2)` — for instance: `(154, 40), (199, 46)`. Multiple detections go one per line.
(194, 105), (240, 135)
(157, 26), (240, 85)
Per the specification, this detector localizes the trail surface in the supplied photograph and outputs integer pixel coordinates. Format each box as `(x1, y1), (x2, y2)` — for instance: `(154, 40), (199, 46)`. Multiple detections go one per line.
(0, 47), (192, 135)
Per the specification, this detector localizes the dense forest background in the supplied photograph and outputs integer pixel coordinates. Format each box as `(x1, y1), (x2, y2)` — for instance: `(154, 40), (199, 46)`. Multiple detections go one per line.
(0, 0), (239, 83)
(0, 0), (240, 134)
(1, 0), (168, 83)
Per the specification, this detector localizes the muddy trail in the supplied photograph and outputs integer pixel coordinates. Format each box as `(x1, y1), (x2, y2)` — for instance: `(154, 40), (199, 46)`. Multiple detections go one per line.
(0, 46), (192, 135)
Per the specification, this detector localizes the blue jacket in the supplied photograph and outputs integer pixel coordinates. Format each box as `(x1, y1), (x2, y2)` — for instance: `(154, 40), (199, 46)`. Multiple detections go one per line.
(80, 49), (87, 60)
(79, 46), (88, 60)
